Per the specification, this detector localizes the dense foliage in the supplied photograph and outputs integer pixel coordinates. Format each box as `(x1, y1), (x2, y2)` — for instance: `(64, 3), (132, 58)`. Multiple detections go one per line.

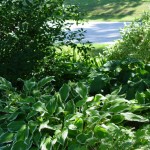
(0, 76), (149, 150)
(107, 13), (150, 61)
(0, 1), (150, 149)
(0, 0), (90, 84)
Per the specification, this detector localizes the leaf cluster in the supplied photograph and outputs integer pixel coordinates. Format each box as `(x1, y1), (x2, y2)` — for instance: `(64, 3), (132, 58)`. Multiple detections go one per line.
(0, 76), (150, 149)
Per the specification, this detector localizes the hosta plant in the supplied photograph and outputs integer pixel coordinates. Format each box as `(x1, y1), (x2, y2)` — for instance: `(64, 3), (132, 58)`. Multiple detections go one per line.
(0, 77), (150, 150)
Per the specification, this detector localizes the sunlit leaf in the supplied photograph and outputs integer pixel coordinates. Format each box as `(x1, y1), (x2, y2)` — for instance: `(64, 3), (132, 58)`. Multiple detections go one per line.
(0, 132), (14, 144)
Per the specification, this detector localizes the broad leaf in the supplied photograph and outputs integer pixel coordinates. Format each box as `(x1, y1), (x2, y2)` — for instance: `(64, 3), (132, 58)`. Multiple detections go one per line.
(46, 97), (57, 115)
(15, 125), (29, 141)
(75, 82), (88, 98)
(65, 100), (75, 114)
(33, 101), (47, 113)
(94, 125), (109, 138)
(11, 140), (28, 150)
(111, 114), (125, 124)
(0, 77), (13, 91)
(74, 118), (83, 131)
(121, 112), (149, 122)
(59, 84), (70, 101)
(23, 80), (36, 92)
(76, 99), (86, 107)
(7, 121), (26, 132)
(19, 97), (35, 104)
(57, 129), (68, 145)
(76, 132), (93, 144)
(37, 76), (55, 88)
(0, 132), (14, 144)
(40, 136), (52, 150)
(109, 103), (129, 113)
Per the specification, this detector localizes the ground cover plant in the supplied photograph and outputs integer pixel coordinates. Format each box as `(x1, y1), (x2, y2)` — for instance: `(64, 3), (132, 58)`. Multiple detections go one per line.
(65, 0), (150, 21)
(0, 76), (150, 150)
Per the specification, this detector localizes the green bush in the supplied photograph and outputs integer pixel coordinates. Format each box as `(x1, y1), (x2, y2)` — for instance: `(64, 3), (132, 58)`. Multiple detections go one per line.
(0, 0), (89, 84)
(107, 12), (150, 62)
(0, 76), (150, 149)
(88, 59), (150, 100)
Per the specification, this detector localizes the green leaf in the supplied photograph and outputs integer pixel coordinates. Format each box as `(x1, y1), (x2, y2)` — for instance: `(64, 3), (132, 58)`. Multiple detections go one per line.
(68, 124), (77, 130)
(40, 136), (52, 150)
(0, 145), (11, 150)
(75, 82), (88, 98)
(33, 131), (41, 147)
(15, 125), (29, 141)
(39, 120), (52, 131)
(0, 128), (3, 135)
(0, 132), (14, 144)
(23, 79), (36, 92)
(65, 100), (75, 114)
(74, 118), (83, 131)
(7, 121), (26, 132)
(57, 129), (68, 145)
(94, 125), (109, 139)
(135, 92), (145, 104)
(27, 110), (38, 120)
(28, 120), (38, 135)
(59, 84), (70, 101)
(8, 112), (20, 121)
(109, 103), (129, 113)
(0, 77), (13, 91)
(111, 114), (125, 124)
(19, 97), (35, 104)
(76, 132), (93, 144)
(46, 97), (57, 115)
(37, 76), (55, 88)
(94, 94), (106, 105)
(121, 112), (149, 122)
(39, 120), (62, 131)
(76, 99), (86, 107)
(0, 114), (9, 121)
(33, 101), (47, 113)
(11, 140), (28, 150)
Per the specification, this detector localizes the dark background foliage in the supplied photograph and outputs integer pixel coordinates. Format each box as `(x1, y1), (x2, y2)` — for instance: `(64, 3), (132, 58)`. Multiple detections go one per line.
(0, 0), (85, 85)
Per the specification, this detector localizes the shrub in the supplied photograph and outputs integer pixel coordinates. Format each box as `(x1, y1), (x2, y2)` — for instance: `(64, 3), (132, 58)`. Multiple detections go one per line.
(107, 12), (150, 62)
(0, 77), (150, 149)
(0, 0), (89, 84)
(88, 59), (150, 100)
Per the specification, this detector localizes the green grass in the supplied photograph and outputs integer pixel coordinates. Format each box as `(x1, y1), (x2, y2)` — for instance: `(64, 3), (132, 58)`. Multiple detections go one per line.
(65, 0), (150, 21)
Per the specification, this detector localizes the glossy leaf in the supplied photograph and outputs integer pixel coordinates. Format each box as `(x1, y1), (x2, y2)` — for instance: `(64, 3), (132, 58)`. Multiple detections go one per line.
(65, 100), (75, 114)
(59, 84), (70, 101)
(121, 112), (149, 122)
(11, 140), (28, 150)
(57, 129), (68, 145)
(75, 82), (88, 98)
(33, 101), (47, 113)
(0, 132), (14, 144)
(94, 125), (109, 138)
(37, 76), (55, 88)
(76, 132), (93, 144)
(46, 97), (57, 115)
(111, 114), (125, 124)
(7, 121), (26, 132)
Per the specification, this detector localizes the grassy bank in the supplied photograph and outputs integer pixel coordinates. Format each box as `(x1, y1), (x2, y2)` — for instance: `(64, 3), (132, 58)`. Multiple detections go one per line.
(65, 0), (150, 21)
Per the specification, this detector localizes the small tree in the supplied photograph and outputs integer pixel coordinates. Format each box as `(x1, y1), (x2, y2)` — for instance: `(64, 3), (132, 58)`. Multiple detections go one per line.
(0, 0), (86, 83)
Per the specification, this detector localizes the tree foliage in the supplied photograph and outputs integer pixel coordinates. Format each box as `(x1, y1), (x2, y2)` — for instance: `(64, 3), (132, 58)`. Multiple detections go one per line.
(0, 0), (84, 83)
